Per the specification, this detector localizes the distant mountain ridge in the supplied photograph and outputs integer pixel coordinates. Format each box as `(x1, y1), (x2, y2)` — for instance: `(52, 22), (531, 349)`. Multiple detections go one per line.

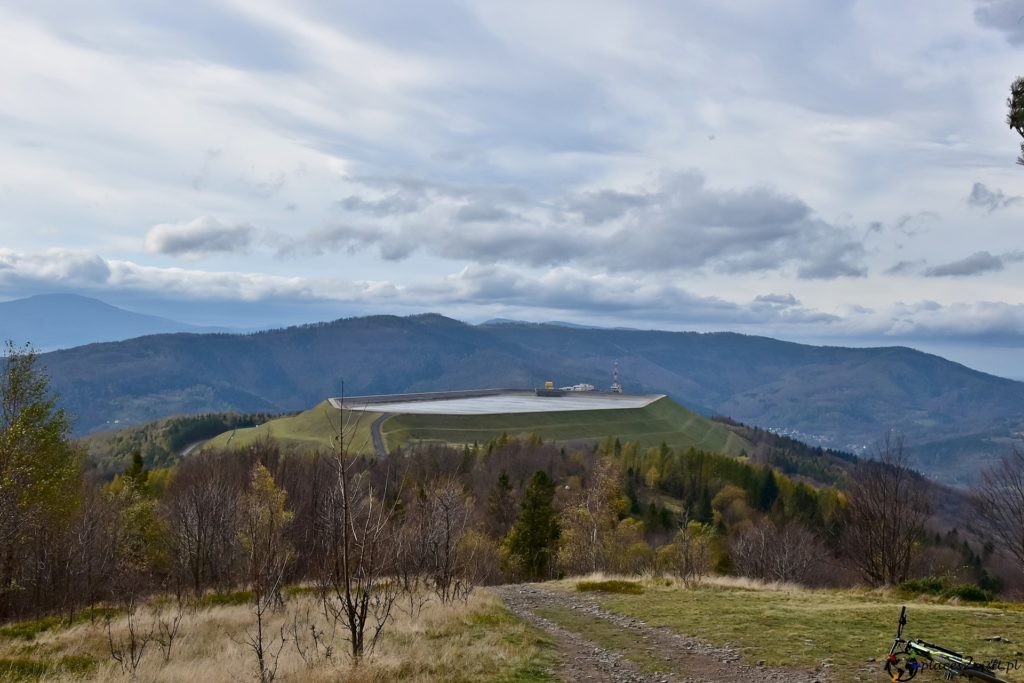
(34, 312), (1024, 483)
(0, 294), (223, 350)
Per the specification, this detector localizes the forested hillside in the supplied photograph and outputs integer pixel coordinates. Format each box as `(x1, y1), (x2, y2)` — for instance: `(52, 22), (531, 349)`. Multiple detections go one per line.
(4, 342), (1020, 682)
(34, 314), (1024, 481)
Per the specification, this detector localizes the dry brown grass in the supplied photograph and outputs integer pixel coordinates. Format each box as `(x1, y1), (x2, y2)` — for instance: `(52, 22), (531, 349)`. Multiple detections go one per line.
(0, 590), (556, 682)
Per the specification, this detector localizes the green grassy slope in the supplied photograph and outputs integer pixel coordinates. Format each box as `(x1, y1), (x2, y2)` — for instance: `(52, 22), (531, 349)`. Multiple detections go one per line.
(204, 396), (749, 457)
(378, 396), (749, 454)
(202, 401), (381, 454)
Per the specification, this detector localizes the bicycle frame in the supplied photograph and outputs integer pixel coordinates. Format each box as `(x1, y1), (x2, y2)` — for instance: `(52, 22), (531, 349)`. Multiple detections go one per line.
(885, 607), (1009, 682)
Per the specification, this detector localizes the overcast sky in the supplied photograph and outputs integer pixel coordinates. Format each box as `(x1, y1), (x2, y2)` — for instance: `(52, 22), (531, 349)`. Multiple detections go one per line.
(2, 1), (1024, 376)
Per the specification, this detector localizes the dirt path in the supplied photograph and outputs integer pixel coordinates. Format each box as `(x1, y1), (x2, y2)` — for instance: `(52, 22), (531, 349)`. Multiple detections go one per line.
(494, 584), (828, 683)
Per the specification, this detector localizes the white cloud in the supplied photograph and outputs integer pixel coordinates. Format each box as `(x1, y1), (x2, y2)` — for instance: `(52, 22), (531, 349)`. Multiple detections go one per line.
(1, 246), (1024, 349)
(0, 249), (111, 286)
(0, 0), (1023, 367)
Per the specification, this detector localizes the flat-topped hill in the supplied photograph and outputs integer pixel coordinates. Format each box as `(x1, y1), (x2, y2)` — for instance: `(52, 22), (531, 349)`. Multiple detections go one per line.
(204, 394), (750, 456)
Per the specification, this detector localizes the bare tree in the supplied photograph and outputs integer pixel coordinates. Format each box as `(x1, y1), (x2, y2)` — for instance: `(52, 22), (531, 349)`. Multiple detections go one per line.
(424, 477), (475, 604)
(162, 454), (243, 596)
(972, 446), (1024, 577)
(69, 483), (118, 621)
(841, 432), (930, 586)
(394, 491), (433, 619)
(658, 519), (712, 588)
(237, 463), (294, 683)
(730, 520), (824, 584)
(316, 403), (400, 662)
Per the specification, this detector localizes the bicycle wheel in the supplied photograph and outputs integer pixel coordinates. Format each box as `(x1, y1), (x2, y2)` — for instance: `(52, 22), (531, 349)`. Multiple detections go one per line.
(959, 666), (1010, 683)
(885, 652), (920, 681)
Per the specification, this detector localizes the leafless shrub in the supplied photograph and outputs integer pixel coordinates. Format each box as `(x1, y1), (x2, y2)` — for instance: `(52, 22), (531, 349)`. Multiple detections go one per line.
(152, 598), (185, 663)
(394, 491), (433, 619)
(162, 454), (244, 596)
(972, 446), (1024, 579)
(841, 432), (929, 586)
(288, 602), (334, 668)
(459, 529), (503, 586)
(424, 477), (475, 604)
(316, 405), (401, 662)
(106, 594), (154, 676)
(730, 520), (824, 584)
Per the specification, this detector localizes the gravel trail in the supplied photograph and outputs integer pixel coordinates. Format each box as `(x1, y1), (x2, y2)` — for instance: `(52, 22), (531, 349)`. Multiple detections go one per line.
(494, 584), (830, 683)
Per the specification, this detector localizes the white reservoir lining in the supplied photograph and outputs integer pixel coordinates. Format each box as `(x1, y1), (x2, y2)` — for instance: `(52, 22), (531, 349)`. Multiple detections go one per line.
(347, 393), (662, 415)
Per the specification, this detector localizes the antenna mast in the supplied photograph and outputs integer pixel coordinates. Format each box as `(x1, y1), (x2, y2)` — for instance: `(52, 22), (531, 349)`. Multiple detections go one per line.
(611, 360), (623, 394)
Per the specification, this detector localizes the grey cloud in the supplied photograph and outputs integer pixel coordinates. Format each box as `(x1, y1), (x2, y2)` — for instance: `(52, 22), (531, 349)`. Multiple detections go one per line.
(294, 224), (417, 261)
(885, 300), (1024, 340)
(19, 249), (1024, 342)
(431, 265), (839, 325)
(284, 170), (867, 279)
(924, 250), (1024, 277)
(867, 213), (937, 241)
(862, 221), (884, 240)
(966, 182), (1021, 212)
(895, 212), (938, 235)
(337, 194), (425, 217)
(885, 260), (924, 275)
(145, 216), (254, 259)
(605, 173), (865, 279)
(455, 203), (515, 223)
(755, 293), (800, 306)
(974, 0), (1024, 45)
(566, 190), (650, 225)
(795, 241), (868, 279)
(0, 247), (839, 329)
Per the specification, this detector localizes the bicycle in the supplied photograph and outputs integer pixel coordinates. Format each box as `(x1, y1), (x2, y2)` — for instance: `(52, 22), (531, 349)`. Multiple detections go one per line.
(885, 606), (1011, 682)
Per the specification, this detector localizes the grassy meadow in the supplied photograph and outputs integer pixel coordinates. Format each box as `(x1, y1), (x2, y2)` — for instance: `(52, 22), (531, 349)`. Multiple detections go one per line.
(3, 576), (1024, 682)
(0, 591), (555, 683)
(380, 395), (749, 455)
(545, 574), (1024, 682)
(202, 401), (382, 454)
